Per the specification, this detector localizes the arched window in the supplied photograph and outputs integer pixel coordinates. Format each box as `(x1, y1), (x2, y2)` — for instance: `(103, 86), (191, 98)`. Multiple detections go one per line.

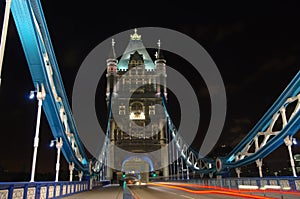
(130, 102), (145, 120)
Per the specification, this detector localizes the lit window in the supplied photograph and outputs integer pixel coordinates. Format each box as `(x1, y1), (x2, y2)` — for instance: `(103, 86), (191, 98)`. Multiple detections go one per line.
(130, 102), (145, 120)
(149, 105), (155, 115)
(130, 111), (145, 120)
(119, 105), (125, 115)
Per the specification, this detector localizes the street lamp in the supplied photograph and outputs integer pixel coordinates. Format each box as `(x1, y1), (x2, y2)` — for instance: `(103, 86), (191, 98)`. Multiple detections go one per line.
(292, 138), (297, 145)
(50, 137), (63, 182)
(29, 91), (36, 100)
(29, 84), (46, 182)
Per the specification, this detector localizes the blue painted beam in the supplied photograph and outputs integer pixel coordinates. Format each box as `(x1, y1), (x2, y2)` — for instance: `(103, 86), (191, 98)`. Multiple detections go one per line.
(225, 110), (300, 168)
(227, 71), (300, 159)
(223, 70), (300, 168)
(11, 0), (89, 172)
(27, 0), (88, 160)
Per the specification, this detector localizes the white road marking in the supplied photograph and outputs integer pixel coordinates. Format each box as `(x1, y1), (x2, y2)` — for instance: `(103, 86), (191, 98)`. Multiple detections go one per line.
(180, 195), (195, 199)
(147, 186), (178, 195)
(148, 186), (196, 199)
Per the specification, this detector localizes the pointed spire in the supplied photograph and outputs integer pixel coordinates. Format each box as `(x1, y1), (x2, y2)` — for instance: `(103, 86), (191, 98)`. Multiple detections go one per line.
(155, 39), (165, 63)
(109, 38), (116, 59)
(155, 39), (161, 59)
(112, 38), (115, 47)
(107, 38), (118, 64)
(157, 39), (161, 49)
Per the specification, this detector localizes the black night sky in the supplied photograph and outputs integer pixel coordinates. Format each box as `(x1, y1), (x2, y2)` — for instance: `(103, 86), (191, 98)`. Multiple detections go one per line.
(0, 0), (300, 180)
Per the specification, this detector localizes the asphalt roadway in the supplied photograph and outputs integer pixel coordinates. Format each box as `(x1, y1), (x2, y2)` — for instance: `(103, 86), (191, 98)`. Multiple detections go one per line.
(63, 183), (300, 199)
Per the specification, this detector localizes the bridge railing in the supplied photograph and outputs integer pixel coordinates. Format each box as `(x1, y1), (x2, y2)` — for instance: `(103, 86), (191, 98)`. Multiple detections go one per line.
(0, 181), (89, 199)
(188, 177), (300, 192)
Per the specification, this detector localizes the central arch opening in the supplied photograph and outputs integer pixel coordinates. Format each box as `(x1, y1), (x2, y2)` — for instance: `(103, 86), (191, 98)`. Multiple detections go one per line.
(121, 155), (154, 183)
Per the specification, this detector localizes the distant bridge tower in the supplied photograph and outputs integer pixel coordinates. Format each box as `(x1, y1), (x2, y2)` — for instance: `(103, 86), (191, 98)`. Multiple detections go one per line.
(105, 29), (168, 182)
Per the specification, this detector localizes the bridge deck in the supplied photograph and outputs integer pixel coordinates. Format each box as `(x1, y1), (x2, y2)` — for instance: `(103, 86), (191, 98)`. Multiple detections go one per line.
(61, 183), (300, 199)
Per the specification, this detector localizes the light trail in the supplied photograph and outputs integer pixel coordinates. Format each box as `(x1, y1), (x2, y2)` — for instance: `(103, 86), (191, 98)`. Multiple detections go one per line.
(150, 182), (300, 198)
(148, 182), (275, 199)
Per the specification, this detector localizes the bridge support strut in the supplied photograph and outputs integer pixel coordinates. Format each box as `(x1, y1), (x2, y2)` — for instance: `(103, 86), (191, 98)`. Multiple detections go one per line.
(256, 159), (263, 178)
(69, 162), (74, 182)
(30, 84), (46, 182)
(0, 0), (12, 87)
(186, 164), (189, 180)
(55, 138), (63, 182)
(284, 136), (297, 177)
(78, 171), (83, 181)
(181, 157), (184, 180)
(235, 168), (241, 178)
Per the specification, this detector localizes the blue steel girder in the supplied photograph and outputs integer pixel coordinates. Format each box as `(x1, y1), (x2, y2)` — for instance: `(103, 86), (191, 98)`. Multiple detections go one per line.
(223, 70), (300, 169)
(10, 0), (89, 172)
(226, 110), (300, 168)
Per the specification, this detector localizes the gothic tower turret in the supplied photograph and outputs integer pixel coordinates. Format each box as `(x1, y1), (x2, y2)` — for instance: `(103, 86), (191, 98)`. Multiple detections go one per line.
(106, 39), (118, 98)
(155, 40), (167, 98)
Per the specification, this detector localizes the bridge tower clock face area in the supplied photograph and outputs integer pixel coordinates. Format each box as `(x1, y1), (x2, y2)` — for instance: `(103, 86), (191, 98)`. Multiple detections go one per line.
(105, 29), (169, 183)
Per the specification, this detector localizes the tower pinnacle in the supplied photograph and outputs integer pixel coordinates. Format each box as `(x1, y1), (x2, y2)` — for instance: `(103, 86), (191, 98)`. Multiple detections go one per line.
(107, 38), (117, 62)
(155, 39), (161, 59)
(130, 28), (141, 40)
(157, 39), (161, 49)
(111, 38), (116, 59)
(155, 39), (165, 62)
(106, 38), (118, 96)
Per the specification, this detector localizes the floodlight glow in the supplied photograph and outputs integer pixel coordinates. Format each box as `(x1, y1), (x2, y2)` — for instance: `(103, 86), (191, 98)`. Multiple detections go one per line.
(29, 91), (35, 99)
(292, 138), (297, 145)
(49, 140), (55, 147)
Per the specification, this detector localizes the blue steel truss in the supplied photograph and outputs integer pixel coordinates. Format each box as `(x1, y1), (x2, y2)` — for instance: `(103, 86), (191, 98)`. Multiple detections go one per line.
(223, 71), (300, 169)
(10, 0), (89, 173)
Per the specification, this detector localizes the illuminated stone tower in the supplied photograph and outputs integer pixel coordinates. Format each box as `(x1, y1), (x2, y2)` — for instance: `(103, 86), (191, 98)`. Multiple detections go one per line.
(105, 29), (168, 182)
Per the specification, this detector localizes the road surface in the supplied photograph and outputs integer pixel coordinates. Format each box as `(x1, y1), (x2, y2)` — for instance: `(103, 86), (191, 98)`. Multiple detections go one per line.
(62, 183), (300, 199)
(138, 182), (300, 199)
(129, 185), (236, 199)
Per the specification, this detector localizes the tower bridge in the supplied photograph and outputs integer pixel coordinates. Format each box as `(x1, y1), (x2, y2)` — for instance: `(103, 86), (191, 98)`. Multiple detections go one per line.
(0, 0), (300, 198)
(105, 29), (168, 183)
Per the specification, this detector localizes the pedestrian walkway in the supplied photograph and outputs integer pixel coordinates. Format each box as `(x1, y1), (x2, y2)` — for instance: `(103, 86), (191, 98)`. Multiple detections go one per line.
(63, 184), (123, 199)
